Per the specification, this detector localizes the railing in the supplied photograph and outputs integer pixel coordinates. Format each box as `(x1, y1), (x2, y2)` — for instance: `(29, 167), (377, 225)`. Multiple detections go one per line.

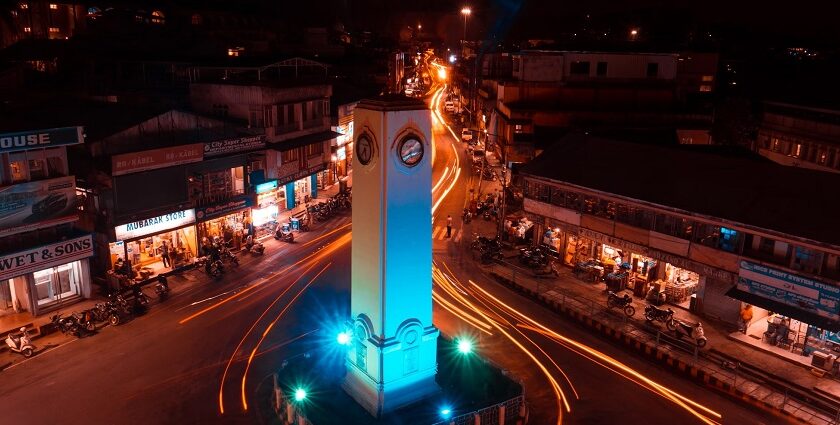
(431, 395), (525, 425)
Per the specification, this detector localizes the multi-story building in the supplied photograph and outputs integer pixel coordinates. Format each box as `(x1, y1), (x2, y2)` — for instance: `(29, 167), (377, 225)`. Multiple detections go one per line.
(2, 1), (86, 47)
(477, 50), (717, 165)
(521, 134), (840, 360)
(0, 126), (92, 317)
(754, 101), (840, 174)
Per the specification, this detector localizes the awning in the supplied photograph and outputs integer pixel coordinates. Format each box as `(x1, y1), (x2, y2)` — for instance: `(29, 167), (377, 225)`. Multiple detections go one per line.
(268, 130), (342, 152)
(725, 287), (840, 332)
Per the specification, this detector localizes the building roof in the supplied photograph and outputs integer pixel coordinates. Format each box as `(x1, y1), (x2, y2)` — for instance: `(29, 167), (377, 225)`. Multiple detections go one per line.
(520, 133), (840, 247)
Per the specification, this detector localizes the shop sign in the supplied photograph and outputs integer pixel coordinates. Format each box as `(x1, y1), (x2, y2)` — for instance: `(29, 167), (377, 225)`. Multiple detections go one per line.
(0, 234), (93, 281)
(115, 209), (195, 241)
(738, 260), (840, 320)
(195, 194), (255, 221)
(0, 126), (83, 154)
(336, 146), (346, 161)
(255, 180), (278, 194)
(111, 143), (204, 176)
(578, 228), (649, 256)
(277, 163), (327, 186)
(204, 135), (266, 157)
(0, 176), (78, 237)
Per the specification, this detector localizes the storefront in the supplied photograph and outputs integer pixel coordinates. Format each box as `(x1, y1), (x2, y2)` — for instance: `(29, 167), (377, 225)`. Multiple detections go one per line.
(253, 180), (283, 237)
(110, 209), (198, 280)
(277, 163), (326, 211)
(0, 234), (94, 316)
(728, 260), (840, 372)
(195, 194), (255, 251)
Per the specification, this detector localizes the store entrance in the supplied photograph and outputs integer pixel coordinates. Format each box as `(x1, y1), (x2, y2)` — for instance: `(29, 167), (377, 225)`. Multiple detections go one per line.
(125, 227), (197, 280)
(32, 262), (82, 306)
(0, 279), (13, 311)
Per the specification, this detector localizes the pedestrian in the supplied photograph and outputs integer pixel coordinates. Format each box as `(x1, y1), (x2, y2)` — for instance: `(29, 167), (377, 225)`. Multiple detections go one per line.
(739, 304), (754, 334)
(160, 240), (171, 268)
(446, 215), (452, 238)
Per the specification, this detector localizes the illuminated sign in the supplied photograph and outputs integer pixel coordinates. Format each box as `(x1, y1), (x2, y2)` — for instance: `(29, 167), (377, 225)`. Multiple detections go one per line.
(0, 127), (84, 154)
(0, 176), (78, 237)
(256, 180), (278, 194)
(0, 235), (94, 281)
(115, 209), (195, 240)
(738, 260), (840, 320)
(111, 143), (204, 176)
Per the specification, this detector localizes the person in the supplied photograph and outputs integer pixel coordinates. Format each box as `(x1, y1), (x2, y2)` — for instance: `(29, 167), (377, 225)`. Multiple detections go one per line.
(446, 215), (452, 238)
(160, 241), (171, 268)
(739, 304), (754, 334)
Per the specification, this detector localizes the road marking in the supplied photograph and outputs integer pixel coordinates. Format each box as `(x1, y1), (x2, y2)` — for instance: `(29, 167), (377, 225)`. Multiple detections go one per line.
(432, 226), (443, 239)
(454, 228), (463, 242)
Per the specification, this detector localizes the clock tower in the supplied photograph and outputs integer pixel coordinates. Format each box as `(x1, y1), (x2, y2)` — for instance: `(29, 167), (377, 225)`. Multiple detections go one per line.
(343, 96), (440, 417)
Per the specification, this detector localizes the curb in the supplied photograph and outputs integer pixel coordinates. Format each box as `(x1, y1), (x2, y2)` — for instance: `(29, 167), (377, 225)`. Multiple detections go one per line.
(487, 271), (814, 424)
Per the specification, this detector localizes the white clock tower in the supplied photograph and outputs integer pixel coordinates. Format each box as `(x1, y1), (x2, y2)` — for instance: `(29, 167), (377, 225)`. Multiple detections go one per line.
(342, 96), (439, 417)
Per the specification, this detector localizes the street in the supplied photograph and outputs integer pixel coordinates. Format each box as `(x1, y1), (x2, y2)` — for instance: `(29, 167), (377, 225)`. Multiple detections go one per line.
(0, 80), (793, 425)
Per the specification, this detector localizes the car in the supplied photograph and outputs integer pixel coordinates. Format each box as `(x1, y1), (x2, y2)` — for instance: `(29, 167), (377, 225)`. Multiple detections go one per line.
(444, 101), (455, 112)
(461, 128), (473, 141)
(31, 193), (68, 216)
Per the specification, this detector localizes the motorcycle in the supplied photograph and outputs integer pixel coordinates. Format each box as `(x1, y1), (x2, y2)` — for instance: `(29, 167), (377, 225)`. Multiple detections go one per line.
(155, 275), (170, 301)
(74, 310), (97, 332)
(5, 327), (35, 358)
(644, 304), (676, 330)
(220, 241), (239, 266)
(462, 208), (472, 224)
(50, 313), (87, 338)
(244, 235), (265, 255)
(92, 300), (123, 326)
(606, 291), (635, 317)
(519, 247), (548, 269)
(274, 224), (294, 243)
(673, 320), (707, 347)
(208, 258), (224, 279)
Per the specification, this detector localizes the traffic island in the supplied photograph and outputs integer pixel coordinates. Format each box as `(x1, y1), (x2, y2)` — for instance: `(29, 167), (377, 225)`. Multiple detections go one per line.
(270, 336), (525, 425)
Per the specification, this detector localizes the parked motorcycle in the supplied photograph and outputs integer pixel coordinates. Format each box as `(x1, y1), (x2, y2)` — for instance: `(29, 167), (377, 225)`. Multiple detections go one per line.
(274, 224), (295, 243)
(50, 313), (87, 338)
(92, 300), (123, 326)
(606, 291), (636, 317)
(220, 241), (239, 266)
(519, 247), (549, 269)
(74, 310), (97, 332)
(155, 274), (170, 301)
(644, 304), (676, 330)
(462, 208), (472, 224)
(244, 235), (265, 255)
(209, 259), (224, 279)
(673, 320), (707, 347)
(5, 327), (35, 357)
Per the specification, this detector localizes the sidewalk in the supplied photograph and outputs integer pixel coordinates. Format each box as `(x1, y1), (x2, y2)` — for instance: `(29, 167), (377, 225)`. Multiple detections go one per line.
(461, 211), (840, 424)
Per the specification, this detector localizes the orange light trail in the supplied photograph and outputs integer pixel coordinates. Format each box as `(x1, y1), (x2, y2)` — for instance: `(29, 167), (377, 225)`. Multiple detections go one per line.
(468, 281), (723, 425)
(179, 223), (350, 325)
(241, 262), (333, 411)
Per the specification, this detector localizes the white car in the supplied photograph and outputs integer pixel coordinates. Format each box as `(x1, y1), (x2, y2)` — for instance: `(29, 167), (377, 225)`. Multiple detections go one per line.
(461, 128), (473, 141)
(444, 101), (455, 112)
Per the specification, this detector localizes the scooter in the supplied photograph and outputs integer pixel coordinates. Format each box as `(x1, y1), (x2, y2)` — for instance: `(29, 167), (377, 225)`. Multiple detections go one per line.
(274, 224), (294, 243)
(244, 235), (265, 255)
(155, 274), (170, 301)
(673, 320), (707, 347)
(50, 313), (87, 338)
(5, 327), (35, 357)
(644, 304), (676, 330)
(606, 291), (636, 317)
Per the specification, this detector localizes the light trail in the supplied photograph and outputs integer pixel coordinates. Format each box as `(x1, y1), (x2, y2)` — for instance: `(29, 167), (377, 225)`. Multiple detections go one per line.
(468, 281), (723, 425)
(217, 262), (320, 414)
(241, 262), (333, 411)
(432, 290), (494, 335)
(179, 223), (350, 325)
(432, 166), (450, 193)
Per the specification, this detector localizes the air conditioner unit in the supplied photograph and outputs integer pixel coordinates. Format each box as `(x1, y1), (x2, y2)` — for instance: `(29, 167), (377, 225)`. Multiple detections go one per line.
(812, 351), (836, 370)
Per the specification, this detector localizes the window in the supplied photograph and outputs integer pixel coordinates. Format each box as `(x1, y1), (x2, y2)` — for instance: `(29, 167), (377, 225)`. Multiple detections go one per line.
(19, 3), (28, 9)
(646, 62), (659, 78)
(596, 61), (608, 76)
(302, 102), (310, 121)
(654, 213), (675, 235)
(212, 104), (228, 118)
(565, 192), (582, 211)
(24, 27), (31, 33)
(793, 246), (822, 274)
(758, 236), (775, 254)
(596, 199), (616, 219)
(793, 143), (802, 157)
(633, 208), (654, 229)
(550, 187), (566, 207)
(676, 218), (694, 240)
(514, 124), (523, 133)
(28, 159), (46, 179)
(538, 184), (550, 202)
(701, 75), (714, 82)
(248, 109), (264, 128)
(305, 142), (323, 157)
(583, 196), (598, 214)
(694, 223), (720, 248)
(718, 227), (739, 252)
(49, 3), (57, 9)
(151, 10), (165, 25)
(699, 85), (712, 92)
(570, 61), (590, 75)
(191, 14), (202, 25)
(281, 148), (299, 163)
(772, 138), (780, 151)
(9, 154), (26, 182)
(49, 27), (59, 33)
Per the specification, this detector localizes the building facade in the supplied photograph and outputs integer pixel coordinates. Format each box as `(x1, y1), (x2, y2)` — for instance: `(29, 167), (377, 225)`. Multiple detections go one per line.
(0, 126), (93, 317)
(521, 134), (840, 361)
(754, 101), (840, 173)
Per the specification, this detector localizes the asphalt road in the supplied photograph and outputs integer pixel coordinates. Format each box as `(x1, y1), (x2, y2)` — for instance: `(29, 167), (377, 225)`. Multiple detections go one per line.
(0, 78), (794, 425)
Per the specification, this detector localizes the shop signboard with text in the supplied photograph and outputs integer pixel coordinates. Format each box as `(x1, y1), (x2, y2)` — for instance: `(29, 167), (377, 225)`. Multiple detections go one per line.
(0, 126), (84, 154)
(738, 260), (840, 320)
(0, 176), (78, 237)
(277, 163), (327, 186)
(111, 144), (204, 176)
(115, 209), (195, 241)
(195, 194), (255, 221)
(204, 135), (266, 157)
(0, 234), (93, 281)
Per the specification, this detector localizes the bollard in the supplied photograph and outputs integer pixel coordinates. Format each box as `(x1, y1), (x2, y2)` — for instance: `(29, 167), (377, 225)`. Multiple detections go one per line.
(498, 404), (506, 425)
(474, 412), (481, 425)
(273, 373), (282, 413)
(286, 401), (296, 424)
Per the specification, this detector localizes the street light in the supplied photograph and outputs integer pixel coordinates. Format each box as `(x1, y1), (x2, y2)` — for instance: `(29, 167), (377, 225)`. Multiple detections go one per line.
(460, 7), (471, 42)
(293, 388), (307, 402)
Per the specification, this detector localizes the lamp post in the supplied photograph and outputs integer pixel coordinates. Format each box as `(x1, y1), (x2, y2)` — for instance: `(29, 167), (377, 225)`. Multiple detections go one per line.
(460, 7), (471, 42)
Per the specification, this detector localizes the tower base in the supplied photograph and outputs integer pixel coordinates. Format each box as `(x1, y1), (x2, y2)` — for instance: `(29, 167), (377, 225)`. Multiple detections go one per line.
(342, 363), (440, 418)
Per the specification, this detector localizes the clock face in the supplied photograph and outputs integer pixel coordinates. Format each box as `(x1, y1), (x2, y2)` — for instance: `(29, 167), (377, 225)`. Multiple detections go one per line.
(356, 135), (373, 165)
(398, 136), (424, 167)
